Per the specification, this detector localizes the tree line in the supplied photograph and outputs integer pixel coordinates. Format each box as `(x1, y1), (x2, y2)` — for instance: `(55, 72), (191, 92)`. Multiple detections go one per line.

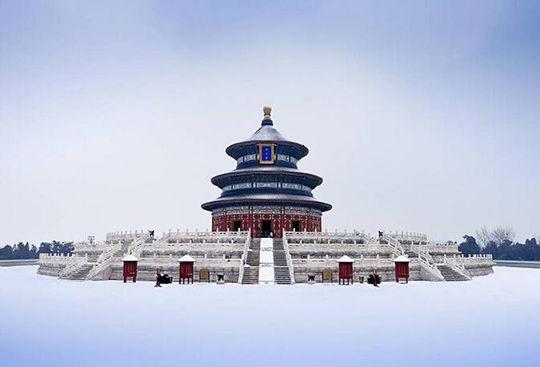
(458, 226), (540, 261)
(0, 241), (74, 260)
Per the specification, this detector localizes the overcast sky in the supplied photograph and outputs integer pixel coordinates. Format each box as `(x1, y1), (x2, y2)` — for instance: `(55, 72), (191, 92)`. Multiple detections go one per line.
(1, 1), (539, 245)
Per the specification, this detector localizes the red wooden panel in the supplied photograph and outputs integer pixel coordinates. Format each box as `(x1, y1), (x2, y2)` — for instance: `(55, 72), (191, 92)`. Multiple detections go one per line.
(338, 262), (353, 279)
(180, 262), (194, 279)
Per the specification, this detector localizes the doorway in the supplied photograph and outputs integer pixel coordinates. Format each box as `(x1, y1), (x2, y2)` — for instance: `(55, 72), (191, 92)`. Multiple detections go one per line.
(292, 220), (301, 232)
(233, 220), (242, 232)
(261, 220), (272, 237)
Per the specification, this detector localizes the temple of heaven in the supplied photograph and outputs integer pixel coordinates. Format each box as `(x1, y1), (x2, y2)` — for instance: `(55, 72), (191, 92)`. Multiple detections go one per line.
(202, 106), (332, 237)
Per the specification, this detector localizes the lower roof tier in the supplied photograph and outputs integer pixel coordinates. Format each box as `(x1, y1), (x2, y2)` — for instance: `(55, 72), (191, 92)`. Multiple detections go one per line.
(201, 193), (332, 212)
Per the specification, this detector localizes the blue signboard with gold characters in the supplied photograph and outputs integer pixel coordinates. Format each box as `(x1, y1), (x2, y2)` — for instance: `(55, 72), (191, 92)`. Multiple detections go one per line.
(258, 143), (275, 164)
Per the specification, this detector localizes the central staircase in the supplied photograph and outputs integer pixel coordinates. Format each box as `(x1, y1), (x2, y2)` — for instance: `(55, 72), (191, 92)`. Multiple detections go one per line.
(437, 264), (470, 281)
(242, 239), (260, 284)
(273, 239), (292, 284)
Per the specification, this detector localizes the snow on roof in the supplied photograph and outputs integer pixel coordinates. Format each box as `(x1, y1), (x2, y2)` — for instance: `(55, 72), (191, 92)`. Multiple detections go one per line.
(338, 255), (354, 263)
(394, 255), (410, 263)
(121, 254), (139, 262)
(179, 254), (195, 262)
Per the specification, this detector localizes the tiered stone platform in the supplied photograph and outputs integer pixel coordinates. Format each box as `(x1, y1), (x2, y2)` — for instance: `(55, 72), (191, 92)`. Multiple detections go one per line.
(283, 230), (493, 283)
(38, 229), (493, 284)
(39, 230), (250, 283)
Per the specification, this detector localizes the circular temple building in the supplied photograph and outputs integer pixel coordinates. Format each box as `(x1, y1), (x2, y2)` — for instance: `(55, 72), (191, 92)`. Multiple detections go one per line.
(202, 107), (332, 237)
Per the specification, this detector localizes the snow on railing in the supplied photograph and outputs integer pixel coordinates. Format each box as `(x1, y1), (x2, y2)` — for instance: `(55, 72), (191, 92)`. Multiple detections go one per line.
(58, 255), (88, 278)
(293, 254), (392, 270)
(238, 230), (252, 284)
(282, 231), (296, 284)
(163, 229), (249, 244)
(142, 242), (245, 256)
(86, 242), (122, 280)
(410, 243), (459, 253)
(39, 253), (83, 265)
(284, 230), (371, 245)
(385, 230), (428, 243)
(144, 256), (242, 268)
(381, 234), (405, 256)
(448, 253), (493, 266)
(73, 243), (111, 255)
(127, 236), (147, 258)
(106, 230), (152, 243)
(414, 254), (444, 281)
(287, 242), (397, 254)
(442, 254), (472, 279)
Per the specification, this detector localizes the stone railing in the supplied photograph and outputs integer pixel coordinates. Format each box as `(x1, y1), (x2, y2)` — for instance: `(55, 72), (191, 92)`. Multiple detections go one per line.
(162, 230), (249, 244)
(127, 236), (147, 258)
(413, 254), (444, 281)
(86, 242), (122, 280)
(282, 231), (296, 284)
(58, 255), (88, 278)
(73, 242), (111, 253)
(284, 231), (370, 245)
(386, 230), (428, 243)
(409, 243), (459, 254)
(143, 242), (245, 254)
(238, 230), (252, 284)
(381, 234), (405, 256)
(106, 230), (152, 244)
(292, 254), (393, 268)
(447, 253), (493, 266)
(288, 242), (398, 254)
(39, 253), (83, 265)
(137, 256), (242, 268)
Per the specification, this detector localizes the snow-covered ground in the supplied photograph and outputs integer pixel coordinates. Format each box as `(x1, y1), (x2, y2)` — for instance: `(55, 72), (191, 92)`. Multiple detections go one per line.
(1, 266), (539, 366)
(258, 238), (275, 284)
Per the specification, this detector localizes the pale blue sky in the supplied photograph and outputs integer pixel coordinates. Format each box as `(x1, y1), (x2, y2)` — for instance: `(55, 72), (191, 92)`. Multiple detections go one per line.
(1, 1), (539, 244)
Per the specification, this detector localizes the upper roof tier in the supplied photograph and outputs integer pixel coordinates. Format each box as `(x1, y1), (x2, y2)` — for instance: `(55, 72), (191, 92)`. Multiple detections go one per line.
(225, 107), (309, 160)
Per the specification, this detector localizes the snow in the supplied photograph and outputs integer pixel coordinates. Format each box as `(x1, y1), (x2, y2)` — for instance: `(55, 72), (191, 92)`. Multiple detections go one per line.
(338, 255), (354, 262)
(121, 254), (139, 262)
(1, 266), (540, 366)
(178, 254), (195, 262)
(258, 238), (275, 284)
(393, 255), (410, 262)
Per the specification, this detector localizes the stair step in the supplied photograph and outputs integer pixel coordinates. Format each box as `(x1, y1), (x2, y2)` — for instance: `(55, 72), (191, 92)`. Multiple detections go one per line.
(437, 265), (469, 281)
(242, 241), (260, 284)
(270, 239), (292, 284)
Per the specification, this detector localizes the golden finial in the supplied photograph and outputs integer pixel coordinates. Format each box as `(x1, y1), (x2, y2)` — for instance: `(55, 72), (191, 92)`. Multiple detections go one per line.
(263, 106), (272, 120)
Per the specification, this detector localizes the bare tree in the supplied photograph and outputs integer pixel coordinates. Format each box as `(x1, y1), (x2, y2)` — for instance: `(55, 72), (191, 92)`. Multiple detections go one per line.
(475, 226), (492, 248)
(491, 226), (515, 244)
(476, 226), (516, 247)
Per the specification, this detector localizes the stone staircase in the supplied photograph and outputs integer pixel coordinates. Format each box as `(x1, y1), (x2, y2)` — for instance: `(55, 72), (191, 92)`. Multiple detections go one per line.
(273, 239), (292, 284)
(242, 239), (260, 284)
(60, 263), (95, 280)
(437, 264), (470, 281)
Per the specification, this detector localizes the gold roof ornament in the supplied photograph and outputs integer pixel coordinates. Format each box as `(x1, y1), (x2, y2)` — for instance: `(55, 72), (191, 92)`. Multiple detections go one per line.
(263, 106), (272, 120)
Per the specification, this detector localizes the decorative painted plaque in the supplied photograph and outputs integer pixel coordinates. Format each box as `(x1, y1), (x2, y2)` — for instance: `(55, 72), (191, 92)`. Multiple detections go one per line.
(258, 143), (275, 164)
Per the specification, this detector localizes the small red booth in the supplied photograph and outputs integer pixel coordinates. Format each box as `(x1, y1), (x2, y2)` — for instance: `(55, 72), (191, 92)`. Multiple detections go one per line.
(394, 255), (410, 284)
(122, 254), (139, 283)
(178, 255), (195, 284)
(338, 255), (354, 285)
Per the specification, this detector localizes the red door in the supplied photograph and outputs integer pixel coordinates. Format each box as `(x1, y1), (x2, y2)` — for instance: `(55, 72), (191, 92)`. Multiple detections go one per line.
(339, 263), (353, 281)
(395, 262), (409, 282)
(180, 262), (193, 279)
